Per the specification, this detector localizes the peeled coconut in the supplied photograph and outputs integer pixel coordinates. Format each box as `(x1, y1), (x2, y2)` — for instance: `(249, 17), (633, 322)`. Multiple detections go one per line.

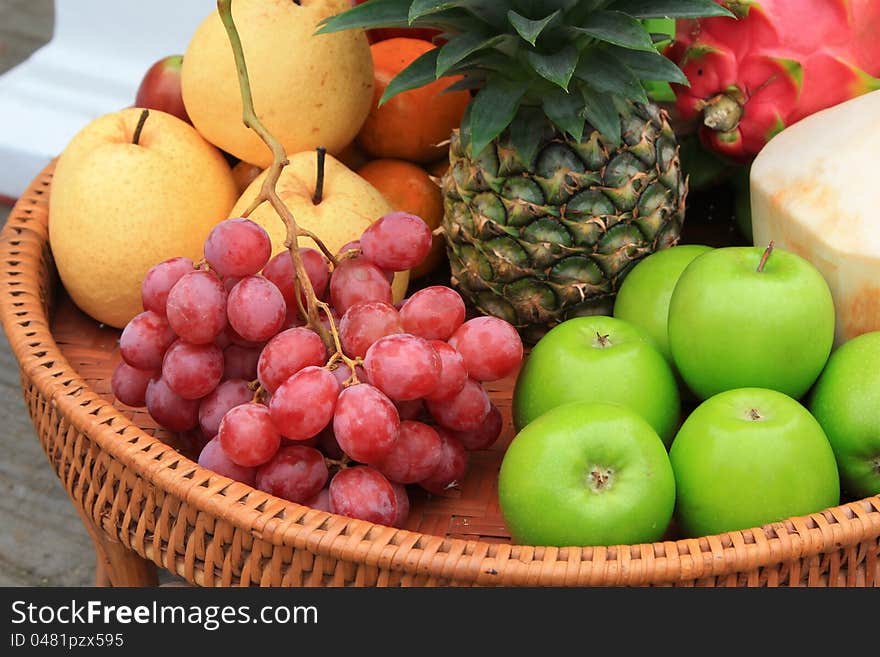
(750, 89), (880, 345)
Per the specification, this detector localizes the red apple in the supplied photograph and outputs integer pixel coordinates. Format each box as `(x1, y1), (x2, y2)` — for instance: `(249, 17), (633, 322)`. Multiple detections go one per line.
(134, 55), (191, 124)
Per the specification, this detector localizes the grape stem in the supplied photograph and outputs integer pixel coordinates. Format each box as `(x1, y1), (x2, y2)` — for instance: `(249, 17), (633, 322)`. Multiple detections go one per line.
(324, 455), (352, 470)
(216, 0), (346, 359)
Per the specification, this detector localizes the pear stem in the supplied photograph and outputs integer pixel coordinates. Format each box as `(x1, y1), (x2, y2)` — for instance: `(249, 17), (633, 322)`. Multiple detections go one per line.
(132, 108), (149, 145)
(312, 146), (326, 205)
(757, 241), (775, 273)
(216, 0), (352, 373)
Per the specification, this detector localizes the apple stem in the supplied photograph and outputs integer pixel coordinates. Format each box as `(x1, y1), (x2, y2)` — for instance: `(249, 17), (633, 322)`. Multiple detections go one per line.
(588, 466), (613, 492)
(132, 108), (149, 145)
(216, 0), (352, 371)
(757, 241), (775, 273)
(312, 146), (327, 205)
(748, 408), (762, 421)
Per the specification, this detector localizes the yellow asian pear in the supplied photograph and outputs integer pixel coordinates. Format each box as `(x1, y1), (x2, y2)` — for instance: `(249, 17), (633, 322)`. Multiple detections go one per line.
(230, 149), (409, 301)
(48, 107), (238, 329)
(181, 0), (374, 168)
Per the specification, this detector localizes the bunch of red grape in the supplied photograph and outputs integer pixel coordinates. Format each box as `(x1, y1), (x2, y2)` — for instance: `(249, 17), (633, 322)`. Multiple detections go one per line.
(111, 211), (523, 528)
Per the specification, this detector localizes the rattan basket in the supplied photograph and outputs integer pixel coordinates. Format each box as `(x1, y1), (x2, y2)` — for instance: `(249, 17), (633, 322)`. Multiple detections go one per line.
(2, 161), (879, 587)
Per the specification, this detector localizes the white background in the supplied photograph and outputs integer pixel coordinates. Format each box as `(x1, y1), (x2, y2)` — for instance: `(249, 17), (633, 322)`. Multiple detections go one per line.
(0, 0), (217, 199)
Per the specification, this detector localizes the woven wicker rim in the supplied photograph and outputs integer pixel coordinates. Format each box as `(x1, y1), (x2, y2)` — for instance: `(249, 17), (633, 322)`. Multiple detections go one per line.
(2, 160), (879, 587)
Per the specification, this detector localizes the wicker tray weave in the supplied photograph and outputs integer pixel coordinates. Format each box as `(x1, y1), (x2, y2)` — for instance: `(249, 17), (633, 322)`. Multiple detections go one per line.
(2, 161), (879, 587)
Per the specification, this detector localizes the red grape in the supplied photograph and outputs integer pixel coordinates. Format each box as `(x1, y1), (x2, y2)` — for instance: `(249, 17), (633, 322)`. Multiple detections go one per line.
(145, 376), (200, 432)
(198, 378), (253, 438)
(452, 403), (503, 450)
(425, 377), (491, 432)
(314, 426), (345, 461)
(333, 383), (400, 464)
(227, 275), (287, 343)
(424, 340), (468, 401)
(214, 327), (233, 350)
(360, 211), (433, 271)
(304, 486), (332, 512)
(197, 435), (256, 486)
(338, 300), (403, 359)
(284, 433), (319, 449)
(269, 365), (340, 440)
(336, 239), (361, 259)
(218, 402), (281, 467)
(394, 398), (425, 421)
(391, 482), (410, 528)
(223, 275), (242, 294)
(161, 339), (224, 400)
(203, 217), (272, 278)
(363, 333), (440, 401)
(178, 427), (212, 457)
(329, 257), (393, 315)
(418, 430), (468, 496)
(141, 256), (193, 315)
(375, 420), (443, 484)
(448, 316), (524, 381)
(262, 248), (330, 309)
(166, 270), (227, 344)
(284, 308), (307, 330)
(254, 444), (329, 504)
(220, 323), (264, 349)
(111, 360), (155, 408)
(337, 242), (395, 284)
(119, 310), (176, 371)
(330, 362), (366, 388)
(329, 465), (401, 526)
(257, 327), (327, 393)
(222, 344), (261, 382)
(399, 286), (466, 341)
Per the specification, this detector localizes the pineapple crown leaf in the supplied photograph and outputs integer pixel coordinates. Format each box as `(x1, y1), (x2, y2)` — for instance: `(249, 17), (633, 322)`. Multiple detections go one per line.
(379, 47), (440, 105)
(467, 76), (528, 156)
(317, 0), (734, 153)
(527, 44), (579, 90)
(606, 0), (734, 19)
(570, 11), (657, 52)
(578, 83), (622, 143)
(508, 9), (563, 46)
(435, 33), (513, 77)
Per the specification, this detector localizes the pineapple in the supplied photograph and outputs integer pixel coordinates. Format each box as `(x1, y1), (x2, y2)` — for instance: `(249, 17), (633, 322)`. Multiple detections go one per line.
(319, 0), (732, 344)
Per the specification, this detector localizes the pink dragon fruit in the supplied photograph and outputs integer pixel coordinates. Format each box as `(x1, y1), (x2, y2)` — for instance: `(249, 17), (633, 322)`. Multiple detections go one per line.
(666, 0), (880, 163)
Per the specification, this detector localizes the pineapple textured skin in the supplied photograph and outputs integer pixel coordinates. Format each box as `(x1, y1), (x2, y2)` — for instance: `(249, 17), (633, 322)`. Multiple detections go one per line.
(443, 103), (687, 345)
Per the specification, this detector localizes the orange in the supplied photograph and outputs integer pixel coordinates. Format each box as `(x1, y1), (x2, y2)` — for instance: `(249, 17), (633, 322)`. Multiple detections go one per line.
(336, 140), (371, 171)
(356, 38), (472, 164)
(356, 158), (446, 279)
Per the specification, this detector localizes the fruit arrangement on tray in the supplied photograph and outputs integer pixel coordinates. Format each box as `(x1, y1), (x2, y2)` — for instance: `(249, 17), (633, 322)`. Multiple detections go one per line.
(37, 0), (880, 557)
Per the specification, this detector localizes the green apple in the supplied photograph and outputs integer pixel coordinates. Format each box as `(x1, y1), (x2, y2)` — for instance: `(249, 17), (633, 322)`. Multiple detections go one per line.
(667, 244), (835, 401)
(512, 315), (681, 447)
(498, 401), (676, 547)
(613, 244), (714, 364)
(808, 331), (880, 498)
(669, 387), (840, 537)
